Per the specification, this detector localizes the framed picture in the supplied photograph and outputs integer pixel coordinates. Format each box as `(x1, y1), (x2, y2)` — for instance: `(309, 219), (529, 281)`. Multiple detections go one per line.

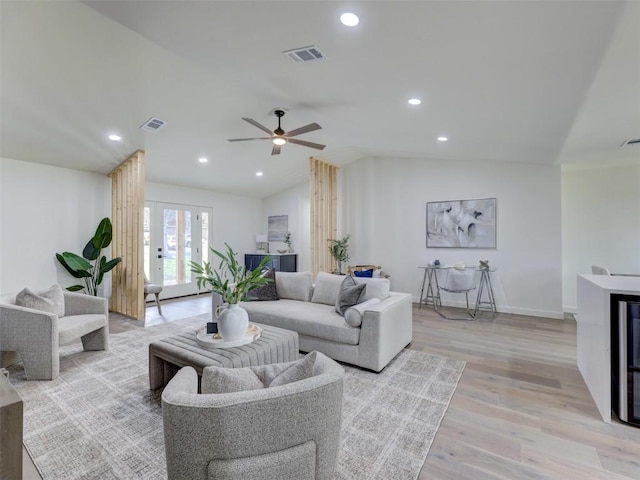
(426, 198), (496, 248)
(268, 215), (288, 241)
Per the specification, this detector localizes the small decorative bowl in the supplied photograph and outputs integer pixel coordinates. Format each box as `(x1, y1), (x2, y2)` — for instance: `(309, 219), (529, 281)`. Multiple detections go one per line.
(277, 249), (288, 254)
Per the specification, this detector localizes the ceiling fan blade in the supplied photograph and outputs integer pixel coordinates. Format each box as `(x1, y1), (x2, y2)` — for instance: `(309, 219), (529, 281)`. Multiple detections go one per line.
(288, 138), (326, 150)
(242, 118), (273, 135)
(227, 137), (271, 142)
(271, 144), (281, 155)
(286, 122), (322, 137)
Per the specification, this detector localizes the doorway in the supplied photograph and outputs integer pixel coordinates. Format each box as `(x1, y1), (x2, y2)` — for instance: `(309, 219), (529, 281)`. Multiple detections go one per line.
(144, 202), (212, 298)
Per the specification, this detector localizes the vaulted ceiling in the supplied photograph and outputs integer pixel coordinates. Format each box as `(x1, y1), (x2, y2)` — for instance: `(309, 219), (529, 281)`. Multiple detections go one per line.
(1, 1), (638, 198)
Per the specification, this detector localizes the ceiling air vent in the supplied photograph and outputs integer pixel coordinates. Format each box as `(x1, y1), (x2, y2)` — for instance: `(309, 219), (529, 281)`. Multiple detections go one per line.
(621, 138), (640, 147)
(283, 45), (326, 63)
(140, 117), (166, 132)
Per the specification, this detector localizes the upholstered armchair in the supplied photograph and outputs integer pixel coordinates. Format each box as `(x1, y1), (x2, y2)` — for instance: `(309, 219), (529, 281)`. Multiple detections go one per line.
(0, 289), (109, 380)
(161, 352), (344, 480)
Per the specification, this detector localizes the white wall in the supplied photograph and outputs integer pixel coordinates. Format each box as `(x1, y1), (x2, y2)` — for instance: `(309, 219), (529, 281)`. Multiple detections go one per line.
(0, 158), (111, 293)
(145, 181), (262, 258)
(561, 162), (640, 312)
(340, 157), (563, 318)
(261, 182), (311, 272)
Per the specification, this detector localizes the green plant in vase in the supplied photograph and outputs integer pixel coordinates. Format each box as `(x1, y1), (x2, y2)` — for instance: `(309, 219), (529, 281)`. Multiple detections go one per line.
(284, 232), (293, 253)
(328, 234), (350, 275)
(189, 243), (273, 341)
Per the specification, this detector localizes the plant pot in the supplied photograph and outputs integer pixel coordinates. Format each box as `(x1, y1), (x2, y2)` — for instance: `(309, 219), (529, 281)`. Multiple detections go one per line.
(216, 303), (249, 342)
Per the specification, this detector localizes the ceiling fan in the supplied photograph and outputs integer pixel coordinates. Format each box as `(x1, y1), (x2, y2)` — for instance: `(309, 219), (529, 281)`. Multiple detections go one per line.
(227, 109), (326, 155)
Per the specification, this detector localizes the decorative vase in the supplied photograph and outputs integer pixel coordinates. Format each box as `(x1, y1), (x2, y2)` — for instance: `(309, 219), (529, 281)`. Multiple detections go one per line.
(216, 303), (249, 342)
(288, 246), (293, 253)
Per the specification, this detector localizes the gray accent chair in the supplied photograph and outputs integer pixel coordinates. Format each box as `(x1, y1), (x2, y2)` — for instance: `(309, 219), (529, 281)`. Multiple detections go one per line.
(162, 352), (344, 480)
(0, 290), (109, 380)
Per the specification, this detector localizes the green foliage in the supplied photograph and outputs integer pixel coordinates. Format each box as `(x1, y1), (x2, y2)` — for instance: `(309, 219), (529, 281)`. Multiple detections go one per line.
(56, 217), (122, 296)
(328, 235), (351, 263)
(189, 243), (273, 304)
(284, 232), (292, 247)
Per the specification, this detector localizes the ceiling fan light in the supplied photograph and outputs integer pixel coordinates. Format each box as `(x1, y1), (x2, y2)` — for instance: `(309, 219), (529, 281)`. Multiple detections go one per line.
(273, 136), (287, 146)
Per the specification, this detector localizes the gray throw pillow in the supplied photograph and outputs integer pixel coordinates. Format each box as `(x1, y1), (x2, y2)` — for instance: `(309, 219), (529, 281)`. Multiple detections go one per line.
(201, 367), (264, 394)
(335, 275), (366, 316)
(201, 351), (319, 394)
(15, 284), (65, 317)
(246, 268), (279, 301)
(270, 351), (317, 387)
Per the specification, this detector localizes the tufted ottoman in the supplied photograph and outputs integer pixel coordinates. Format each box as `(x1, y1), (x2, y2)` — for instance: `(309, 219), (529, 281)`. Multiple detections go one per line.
(148, 323), (299, 390)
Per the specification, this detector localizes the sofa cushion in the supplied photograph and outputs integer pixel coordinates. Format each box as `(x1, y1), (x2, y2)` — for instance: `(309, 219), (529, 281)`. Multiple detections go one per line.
(353, 277), (390, 302)
(242, 300), (361, 345)
(344, 298), (382, 327)
(275, 271), (313, 302)
(15, 284), (65, 317)
(246, 268), (279, 301)
(335, 275), (366, 316)
(58, 314), (106, 345)
(310, 272), (344, 305)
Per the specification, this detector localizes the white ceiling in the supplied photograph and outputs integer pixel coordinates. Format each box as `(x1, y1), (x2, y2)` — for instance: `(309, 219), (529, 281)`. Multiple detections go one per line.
(1, 1), (638, 198)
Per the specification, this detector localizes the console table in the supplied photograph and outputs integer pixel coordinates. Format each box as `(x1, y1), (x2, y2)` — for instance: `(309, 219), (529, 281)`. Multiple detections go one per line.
(418, 265), (497, 316)
(245, 253), (297, 272)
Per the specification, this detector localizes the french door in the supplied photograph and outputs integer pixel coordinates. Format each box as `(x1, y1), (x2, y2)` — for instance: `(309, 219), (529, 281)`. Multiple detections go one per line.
(144, 202), (212, 298)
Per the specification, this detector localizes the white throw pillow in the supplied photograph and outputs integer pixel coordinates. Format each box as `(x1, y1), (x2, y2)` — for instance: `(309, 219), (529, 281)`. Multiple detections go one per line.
(275, 271), (314, 302)
(15, 284), (65, 317)
(352, 277), (390, 302)
(344, 298), (382, 327)
(310, 272), (345, 305)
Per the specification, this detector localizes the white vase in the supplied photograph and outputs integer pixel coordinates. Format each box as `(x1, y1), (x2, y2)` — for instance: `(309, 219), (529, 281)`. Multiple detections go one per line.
(216, 303), (249, 342)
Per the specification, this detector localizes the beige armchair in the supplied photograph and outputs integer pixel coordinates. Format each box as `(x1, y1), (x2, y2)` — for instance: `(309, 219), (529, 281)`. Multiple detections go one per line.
(0, 289), (109, 380)
(161, 352), (344, 480)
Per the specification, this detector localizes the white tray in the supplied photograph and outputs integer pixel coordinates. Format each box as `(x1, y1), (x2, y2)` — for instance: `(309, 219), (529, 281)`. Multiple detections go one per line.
(195, 324), (262, 349)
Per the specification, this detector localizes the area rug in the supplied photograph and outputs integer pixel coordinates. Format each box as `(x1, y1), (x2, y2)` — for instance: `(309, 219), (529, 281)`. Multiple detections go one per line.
(8, 314), (465, 480)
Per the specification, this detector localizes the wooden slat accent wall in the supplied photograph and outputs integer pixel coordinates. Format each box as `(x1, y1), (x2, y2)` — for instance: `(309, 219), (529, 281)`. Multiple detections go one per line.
(310, 157), (337, 277)
(109, 150), (145, 319)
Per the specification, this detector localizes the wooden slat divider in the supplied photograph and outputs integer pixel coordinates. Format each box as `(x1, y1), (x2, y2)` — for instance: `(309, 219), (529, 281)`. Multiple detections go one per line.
(109, 150), (145, 319)
(310, 157), (337, 278)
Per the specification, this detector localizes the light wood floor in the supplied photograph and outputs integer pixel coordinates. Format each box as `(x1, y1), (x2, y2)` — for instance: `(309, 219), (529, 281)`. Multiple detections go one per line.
(23, 296), (640, 479)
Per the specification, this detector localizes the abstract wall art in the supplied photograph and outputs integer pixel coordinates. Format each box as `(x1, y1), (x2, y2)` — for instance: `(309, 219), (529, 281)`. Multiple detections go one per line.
(426, 198), (497, 248)
(268, 215), (288, 241)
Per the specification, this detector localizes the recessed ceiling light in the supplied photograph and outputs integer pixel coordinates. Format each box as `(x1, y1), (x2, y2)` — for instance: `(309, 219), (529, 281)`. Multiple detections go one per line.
(408, 98), (421, 105)
(256, 171), (263, 177)
(199, 157), (208, 163)
(437, 136), (448, 142)
(108, 134), (121, 141)
(340, 12), (359, 27)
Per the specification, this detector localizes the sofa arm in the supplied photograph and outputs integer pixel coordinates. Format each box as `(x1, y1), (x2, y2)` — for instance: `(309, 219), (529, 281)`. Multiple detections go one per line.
(63, 291), (108, 317)
(357, 292), (413, 372)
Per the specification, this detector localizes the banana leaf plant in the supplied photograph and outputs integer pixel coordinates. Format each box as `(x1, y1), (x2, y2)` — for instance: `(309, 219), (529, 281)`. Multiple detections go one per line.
(56, 217), (122, 296)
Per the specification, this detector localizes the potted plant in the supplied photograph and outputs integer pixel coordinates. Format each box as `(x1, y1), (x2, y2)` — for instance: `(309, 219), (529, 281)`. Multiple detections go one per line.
(284, 232), (293, 253)
(189, 243), (272, 341)
(328, 234), (351, 275)
(56, 217), (121, 296)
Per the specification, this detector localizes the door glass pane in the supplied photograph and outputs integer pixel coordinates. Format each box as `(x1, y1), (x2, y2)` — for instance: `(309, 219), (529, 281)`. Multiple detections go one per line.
(202, 211), (210, 263)
(163, 208), (192, 286)
(144, 207), (151, 279)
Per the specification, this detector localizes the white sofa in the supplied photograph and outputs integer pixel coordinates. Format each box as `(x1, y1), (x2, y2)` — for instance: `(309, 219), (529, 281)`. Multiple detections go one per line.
(241, 272), (412, 372)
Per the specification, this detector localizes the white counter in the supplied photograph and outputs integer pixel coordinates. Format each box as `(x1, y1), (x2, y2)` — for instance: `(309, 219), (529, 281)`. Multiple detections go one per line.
(576, 274), (640, 422)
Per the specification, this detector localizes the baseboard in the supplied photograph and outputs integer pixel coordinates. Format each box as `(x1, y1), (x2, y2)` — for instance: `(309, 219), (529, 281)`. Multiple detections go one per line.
(412, 295), (564, 320)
